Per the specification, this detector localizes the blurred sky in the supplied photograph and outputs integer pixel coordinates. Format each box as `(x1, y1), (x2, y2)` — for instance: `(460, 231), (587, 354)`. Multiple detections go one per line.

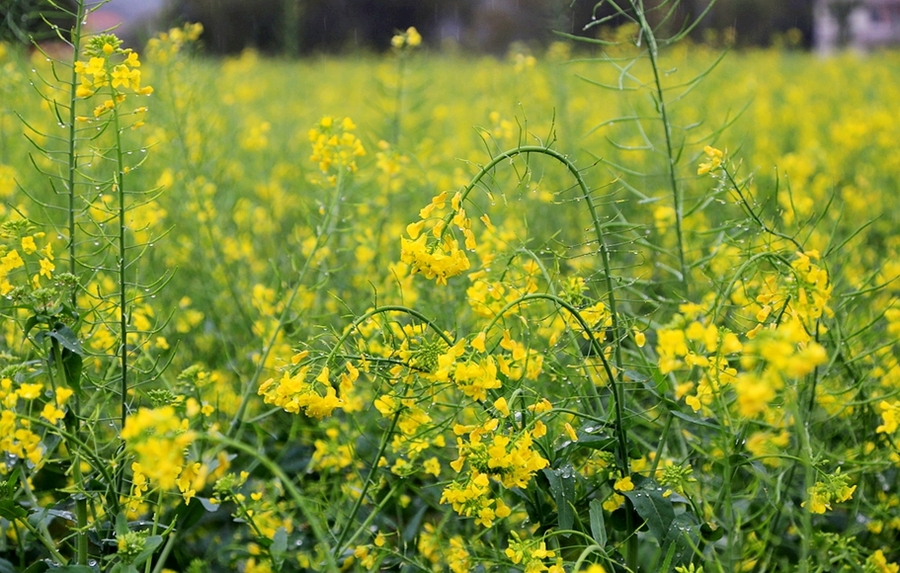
(87, 0), (164, 29)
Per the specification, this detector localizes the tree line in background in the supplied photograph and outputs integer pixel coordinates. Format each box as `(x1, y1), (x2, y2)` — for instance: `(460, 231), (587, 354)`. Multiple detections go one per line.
(3, 0), (816, 54)
(164, 0), (816, 54)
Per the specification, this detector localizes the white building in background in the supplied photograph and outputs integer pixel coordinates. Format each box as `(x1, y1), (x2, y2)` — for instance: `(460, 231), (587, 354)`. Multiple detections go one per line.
(814, 0), (900, 51)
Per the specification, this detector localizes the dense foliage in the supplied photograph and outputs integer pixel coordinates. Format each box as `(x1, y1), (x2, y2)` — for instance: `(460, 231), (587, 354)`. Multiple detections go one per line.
(1, 2), (900, 571)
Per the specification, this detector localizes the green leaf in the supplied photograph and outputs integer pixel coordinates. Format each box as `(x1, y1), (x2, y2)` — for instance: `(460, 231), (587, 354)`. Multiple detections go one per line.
(542, 465), (576, 533)
(47, 324), (84, 355)
(23, 314), (40, 337)
(663, 513), (701, 568)
(659, 539), (678, 572)
(0, 499), (28, 521)
(198, 497), (221, 513)
(176, 498), (208, 531)
(700, 521), (724, 542)
(61, 349), (83, 396)
(54, 567), (97, 573)
(0, 557), (15, 573)
(115, 512), (130, 537)
(572, 432), (617, 452)
(402, 504), (428, 543)
(2, 467), (21, 497)
(589, 499), (607, 547)
(670, 410), (720, 429)
(271, 527), (288, 569)
(622, 486), (675, 544)
(131, 535), (163, 567)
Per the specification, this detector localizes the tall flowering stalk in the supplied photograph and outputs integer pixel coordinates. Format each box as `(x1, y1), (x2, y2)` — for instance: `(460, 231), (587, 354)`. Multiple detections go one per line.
(73, 32), (153, 439)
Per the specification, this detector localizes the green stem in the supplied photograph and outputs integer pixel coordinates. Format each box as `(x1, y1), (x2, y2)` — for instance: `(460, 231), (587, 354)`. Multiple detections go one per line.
(796, 408), (814, 573)
(484, 292), (630, 477)
(449, 145), (636, 566)
(150, 534), (177, 573)
(60, 5), (92, 556)
(110, 83), (129, 504)
(144, 489), (165, 573)
(392, 53), (406, 145)
(63, 20), (88, 545)
(19, 471), (68, 565)
(226, 171), (347, 440)
(325, 304), (454, 366)
(73, 458), (89, 565)
(20, 519), (68, 566)
(632, 0), (688, 294)
(334, 404), (404, 555)
(66, 0), (85, 298)
(451, 145), (624, 379)
(338, 481), (403, 552)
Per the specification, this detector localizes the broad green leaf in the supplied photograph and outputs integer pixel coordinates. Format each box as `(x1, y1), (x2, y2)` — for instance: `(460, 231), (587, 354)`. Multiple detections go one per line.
(663, 513), (701, 569)
(46, 325), (84, 355)
(543, 464), (576, 533)
(0, 500), (28, 521)
(198, 497), (221, 513)
(271, 527), (288, 569)
(622, 487), (675, 544)
(659, 539), (678, 572)
(589, 498), (607, 547)
(572, 432), (617, 452)
(176, 497), (209, 531)
(61, 349), (83, 396)
(115, 511), (129, 537)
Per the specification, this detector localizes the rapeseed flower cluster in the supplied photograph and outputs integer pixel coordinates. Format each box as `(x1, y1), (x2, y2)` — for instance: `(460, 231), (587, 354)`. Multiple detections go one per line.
(400, 190), (479, 284)
(74, 33), (153, 125)
(258, 351), (357, 419)
(121, 406), (195, 491)
(145, 22), (204, 63)
(442, 418), (547, 527)
(0, 379), (73, 471)
(0, 224), (73, 472)
(417, 524), (472, 573)
(308, 116), (366, 186)
(735, 320), (828, 418)
(0, 221), (57, 297)
(391, 27), (422, 50)
(697, 145), (725, 175)
(505, 532), (565, 573)
(801, 469), (857, 514)
(657, 310), (743, 413)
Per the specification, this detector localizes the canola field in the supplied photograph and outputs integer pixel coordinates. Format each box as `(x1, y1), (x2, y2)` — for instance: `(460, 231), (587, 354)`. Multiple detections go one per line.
(2, 19), (900, 573)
